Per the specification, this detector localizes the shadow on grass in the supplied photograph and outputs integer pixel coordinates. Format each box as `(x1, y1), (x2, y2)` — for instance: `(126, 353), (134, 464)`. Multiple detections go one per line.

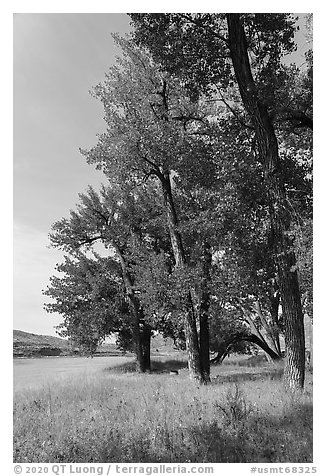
(189, 402), (313, 463)
(210, 354), (285, 384)
(94, 351), (134, 357)
(104, 358), (188, 374)
(220, 354), (272, 367)
(105, 355), (283, 383)
(212, 367), (284, 384)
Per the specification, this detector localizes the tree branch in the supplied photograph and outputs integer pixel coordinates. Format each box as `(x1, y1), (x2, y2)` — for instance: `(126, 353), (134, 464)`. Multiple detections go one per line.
(135, 141), (164, 180)
(280, 108), (313, 130)
(217, 88), (255, 130)
(180, 13), (229, 44)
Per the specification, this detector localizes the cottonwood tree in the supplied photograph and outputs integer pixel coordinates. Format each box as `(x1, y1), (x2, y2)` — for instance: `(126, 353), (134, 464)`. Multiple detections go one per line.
(43, 253), (131, 355)
(47, 184), (165, 372)
(165, 108), (286, 363)
(129, 13), (313, 390)
(81, 37), (220, 382)
(179, 103), (311, 365)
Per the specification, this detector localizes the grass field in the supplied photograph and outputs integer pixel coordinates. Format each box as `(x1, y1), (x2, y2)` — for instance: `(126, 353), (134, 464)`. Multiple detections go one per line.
(13, 355), (313, 464)
(13, 355), (134, 392)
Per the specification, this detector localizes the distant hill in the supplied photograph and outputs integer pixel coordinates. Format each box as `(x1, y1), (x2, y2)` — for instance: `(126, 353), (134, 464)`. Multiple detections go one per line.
(13, 329), (180, 358)
(14, 329), (69, 347)
(13, 330), (71, 358)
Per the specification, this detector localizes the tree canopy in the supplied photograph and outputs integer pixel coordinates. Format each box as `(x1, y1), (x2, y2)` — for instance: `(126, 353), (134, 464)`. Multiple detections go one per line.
(44, 14), (312, 390)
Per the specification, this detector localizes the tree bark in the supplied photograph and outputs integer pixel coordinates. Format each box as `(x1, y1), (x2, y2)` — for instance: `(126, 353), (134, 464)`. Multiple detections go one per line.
(160, 172), (206, 382)
(160, 172), (186, 264)
(198, 242), (212, 382)
(184, 291), (204, 381)
(226, 14), (305, 390)
(141, 322), (152, 372)
(269, 290), (282, 355)
(114, 244), (148, 373)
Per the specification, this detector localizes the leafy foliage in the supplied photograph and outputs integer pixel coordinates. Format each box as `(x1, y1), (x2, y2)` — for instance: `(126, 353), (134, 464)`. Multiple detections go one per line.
(44, 254), (128, 354)
(129, 13), (298, 101)
(44, 17), (312, 381)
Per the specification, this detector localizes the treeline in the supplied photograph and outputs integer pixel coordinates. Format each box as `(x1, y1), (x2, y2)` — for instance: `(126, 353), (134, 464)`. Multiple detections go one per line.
(44, 14), (312, 390)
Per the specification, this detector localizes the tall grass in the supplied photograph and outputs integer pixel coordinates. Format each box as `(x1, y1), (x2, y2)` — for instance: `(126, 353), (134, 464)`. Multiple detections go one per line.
(13, 357), (313, 463)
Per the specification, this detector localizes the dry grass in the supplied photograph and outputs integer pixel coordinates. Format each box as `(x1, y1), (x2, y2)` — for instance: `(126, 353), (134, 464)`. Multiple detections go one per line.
(13, 355), (313, 463)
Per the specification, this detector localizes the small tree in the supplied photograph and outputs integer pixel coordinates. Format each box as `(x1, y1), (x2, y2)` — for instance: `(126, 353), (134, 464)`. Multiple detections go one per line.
(47, 184), (165, 372)
(44, 253), (128, 355)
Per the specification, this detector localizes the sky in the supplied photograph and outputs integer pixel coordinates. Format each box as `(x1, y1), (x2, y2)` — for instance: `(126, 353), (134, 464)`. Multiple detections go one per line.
(13, 12), (312, 337)
(13, 13), (132, 335)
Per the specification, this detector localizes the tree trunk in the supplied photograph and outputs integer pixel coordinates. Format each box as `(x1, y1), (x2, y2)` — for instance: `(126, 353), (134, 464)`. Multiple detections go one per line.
(141, 322), (152, 372)
(227, 14), (305, 390)
(160, 172), (186, 264)
(240, 304), (282, 362)
(254, 300), (281, 358)
(114, 244), (148, 373)
(269, 290), (282, 355)
(185, 291), (204, 381)
(160, 172), (205, 382)
(210, 332), (282, 365)
(198, 242), (212, 382)
(133, 311), (145, 373)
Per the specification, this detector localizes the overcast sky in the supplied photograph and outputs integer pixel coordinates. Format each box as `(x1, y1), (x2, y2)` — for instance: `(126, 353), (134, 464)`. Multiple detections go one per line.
(13, 13), (311, 337)
(14, 13), (131, 335)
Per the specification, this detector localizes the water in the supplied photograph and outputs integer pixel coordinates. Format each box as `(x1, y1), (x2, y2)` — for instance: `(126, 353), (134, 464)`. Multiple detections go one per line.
(13, 355), (133, 393)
